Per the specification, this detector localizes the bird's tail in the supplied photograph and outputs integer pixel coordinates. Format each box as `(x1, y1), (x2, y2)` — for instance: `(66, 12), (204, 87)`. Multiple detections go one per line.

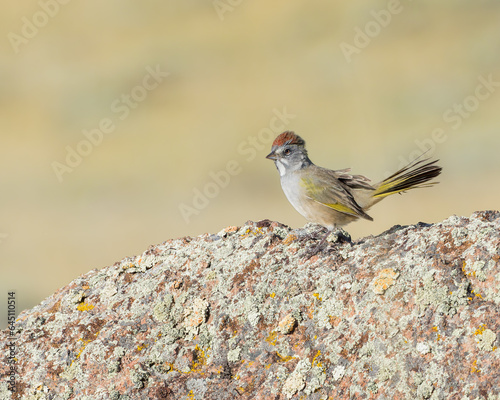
(373, 156), (442, 199)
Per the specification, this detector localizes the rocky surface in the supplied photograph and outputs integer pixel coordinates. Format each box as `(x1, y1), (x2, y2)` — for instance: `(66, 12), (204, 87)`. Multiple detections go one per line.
(1, 211), (500, 400)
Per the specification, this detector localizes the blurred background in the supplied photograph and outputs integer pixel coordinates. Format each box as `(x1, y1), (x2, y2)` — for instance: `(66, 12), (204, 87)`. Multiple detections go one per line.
(1, 0), (499, 328)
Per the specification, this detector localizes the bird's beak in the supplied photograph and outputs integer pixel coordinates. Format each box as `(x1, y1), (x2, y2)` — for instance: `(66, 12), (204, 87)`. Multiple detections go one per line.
(266, 151), (277, 160)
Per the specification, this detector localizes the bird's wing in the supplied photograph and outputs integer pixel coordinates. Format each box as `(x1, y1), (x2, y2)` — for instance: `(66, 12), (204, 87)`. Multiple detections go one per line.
(299, 166), (373, 221)
(335, 169), (376, 190)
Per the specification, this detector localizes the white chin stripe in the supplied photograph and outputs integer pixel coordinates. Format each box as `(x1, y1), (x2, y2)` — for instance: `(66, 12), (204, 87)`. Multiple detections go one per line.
(276, 160), (286, 176)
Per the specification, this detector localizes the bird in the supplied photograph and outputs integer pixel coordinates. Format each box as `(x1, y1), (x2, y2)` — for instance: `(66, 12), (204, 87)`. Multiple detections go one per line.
(266, 131), (442, 251)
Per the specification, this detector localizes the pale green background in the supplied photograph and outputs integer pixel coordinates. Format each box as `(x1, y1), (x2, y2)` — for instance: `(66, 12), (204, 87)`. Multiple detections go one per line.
(1, 1), (499, 327)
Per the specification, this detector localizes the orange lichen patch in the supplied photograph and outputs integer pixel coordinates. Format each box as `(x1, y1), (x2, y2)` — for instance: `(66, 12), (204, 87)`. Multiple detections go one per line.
(372, 269), (399, 294)
(77, 302), (94, 312)
(306, 305), (315, 320)
(224, 226), (239, 233)
(282, 234), (298, 245)
(186, 313), (205, 328)
(278, 314), (297, 334)
(122, 262), (136, 270)
(173, 280), (183, 289)
(46, 300), (61, 314)
(184, 298), (209, 328)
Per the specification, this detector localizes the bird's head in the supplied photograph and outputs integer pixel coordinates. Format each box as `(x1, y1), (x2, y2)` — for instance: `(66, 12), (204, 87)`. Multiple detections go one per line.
(266, 131), (310, 176)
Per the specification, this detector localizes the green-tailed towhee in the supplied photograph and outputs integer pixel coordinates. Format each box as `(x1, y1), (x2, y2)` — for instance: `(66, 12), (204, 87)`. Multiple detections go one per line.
(266, 131), (442, 249)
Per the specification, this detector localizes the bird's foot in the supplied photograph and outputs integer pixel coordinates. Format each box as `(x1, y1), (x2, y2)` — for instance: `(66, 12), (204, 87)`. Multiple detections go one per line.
(305, 242), (324, 258)
(304, 228), (351, 258)
(328, 228), (352, 244)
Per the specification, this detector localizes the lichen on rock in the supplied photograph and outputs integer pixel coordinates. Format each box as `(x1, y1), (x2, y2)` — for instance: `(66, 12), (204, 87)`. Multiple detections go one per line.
(1, 212), (499, 399)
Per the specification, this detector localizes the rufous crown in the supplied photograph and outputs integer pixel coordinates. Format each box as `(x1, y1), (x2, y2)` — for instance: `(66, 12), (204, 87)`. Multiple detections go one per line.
(271, 131), (306, 147)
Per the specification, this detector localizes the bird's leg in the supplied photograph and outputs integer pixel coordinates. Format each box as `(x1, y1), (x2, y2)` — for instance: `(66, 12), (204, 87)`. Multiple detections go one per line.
(304, 228), (333, 257)
(305, 227), (352, 258)
(315, 229), (333, 249)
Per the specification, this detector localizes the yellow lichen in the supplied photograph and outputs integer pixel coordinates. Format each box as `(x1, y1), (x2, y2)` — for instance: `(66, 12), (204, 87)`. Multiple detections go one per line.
(282, 234), (298, 245)
(474, 324), (486, 336)
(276, 352), (296, 362)
(312, 350), (322, 368)
(471, 359), (481, 374)
(462, 260), (476, 278)
(265, 331), (278, 346)
(70, 338), (92, 366)
(76, 339), (91, 358)
(192, 345), (208, 372)
(243, 227), (265, 236)
(163, 345), (210, 375)
(76, 302), (94, 312)
(431, 326), (442, 341)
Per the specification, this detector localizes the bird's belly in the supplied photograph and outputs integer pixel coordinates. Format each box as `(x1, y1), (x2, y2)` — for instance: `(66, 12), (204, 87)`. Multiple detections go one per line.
(280, 177), (329, 224)
(280, 175), (357, 229)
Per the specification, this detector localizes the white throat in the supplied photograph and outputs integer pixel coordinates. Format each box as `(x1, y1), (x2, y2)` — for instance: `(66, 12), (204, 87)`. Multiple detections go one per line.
(275, 159), (288, 176)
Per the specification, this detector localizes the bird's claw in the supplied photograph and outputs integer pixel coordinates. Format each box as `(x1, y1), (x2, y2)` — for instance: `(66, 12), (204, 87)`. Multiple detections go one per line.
(303, 228), (352, 258)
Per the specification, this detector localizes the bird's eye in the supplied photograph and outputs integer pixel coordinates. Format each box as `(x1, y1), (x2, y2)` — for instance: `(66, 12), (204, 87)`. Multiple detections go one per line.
(283, 148), (291, 156)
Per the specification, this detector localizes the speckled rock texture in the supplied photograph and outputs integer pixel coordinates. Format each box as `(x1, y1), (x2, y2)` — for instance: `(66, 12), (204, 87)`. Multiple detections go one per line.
(2, 211), (500, 400)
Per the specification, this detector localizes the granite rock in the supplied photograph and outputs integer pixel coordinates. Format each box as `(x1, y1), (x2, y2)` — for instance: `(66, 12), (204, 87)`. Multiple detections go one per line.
(1, 211), (500, 399)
